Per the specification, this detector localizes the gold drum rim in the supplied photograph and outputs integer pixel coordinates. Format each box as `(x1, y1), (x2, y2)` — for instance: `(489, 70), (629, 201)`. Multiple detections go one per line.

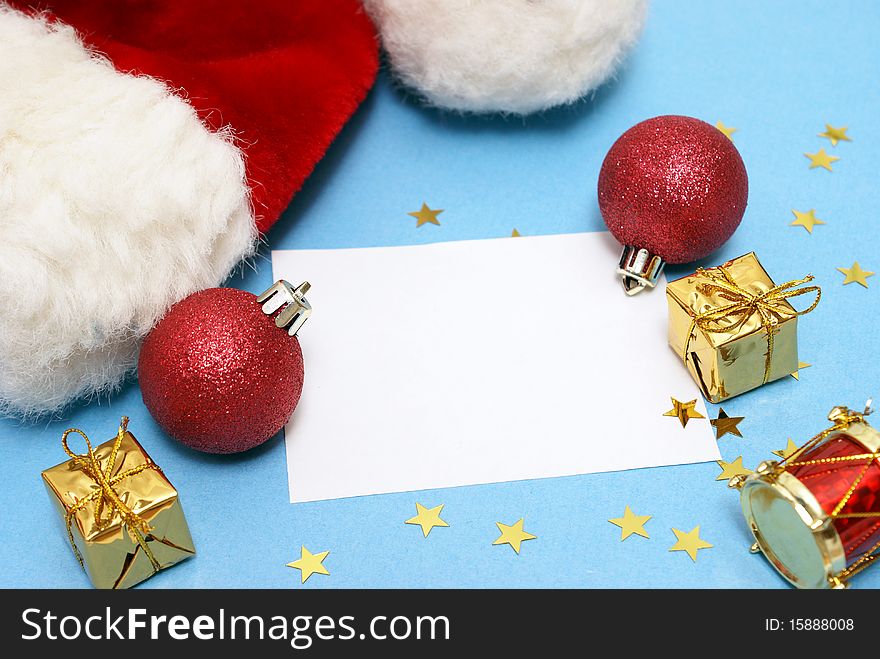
(741, 470), (846, 589)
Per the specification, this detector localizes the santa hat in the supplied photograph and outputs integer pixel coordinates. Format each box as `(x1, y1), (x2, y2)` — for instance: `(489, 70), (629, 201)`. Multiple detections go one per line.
(0, 0), (378, 415)
(1, 0), (646, 417)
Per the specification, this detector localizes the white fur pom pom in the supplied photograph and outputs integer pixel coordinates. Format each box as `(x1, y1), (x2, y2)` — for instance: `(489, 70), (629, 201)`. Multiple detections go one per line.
(0, 7), (256, 416)
(363, 0), (648, 114)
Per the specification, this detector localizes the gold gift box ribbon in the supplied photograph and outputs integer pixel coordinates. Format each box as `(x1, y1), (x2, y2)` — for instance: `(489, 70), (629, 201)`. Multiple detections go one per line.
(682, 264), (821, 384)
(60, 417), (161, 576)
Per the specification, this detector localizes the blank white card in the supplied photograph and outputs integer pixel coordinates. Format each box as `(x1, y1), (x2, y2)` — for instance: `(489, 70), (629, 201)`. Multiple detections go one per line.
(273, 232), (718, 503)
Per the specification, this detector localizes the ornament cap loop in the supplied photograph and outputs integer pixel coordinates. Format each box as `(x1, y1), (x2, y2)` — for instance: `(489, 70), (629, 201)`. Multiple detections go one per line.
(257, 280), (312, 336)
(616, 245), (665, 296)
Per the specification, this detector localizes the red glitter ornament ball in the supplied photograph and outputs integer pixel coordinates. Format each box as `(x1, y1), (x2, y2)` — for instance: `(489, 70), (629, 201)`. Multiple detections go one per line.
(138, 287), (304, 454)
(598, 115), (748, 264)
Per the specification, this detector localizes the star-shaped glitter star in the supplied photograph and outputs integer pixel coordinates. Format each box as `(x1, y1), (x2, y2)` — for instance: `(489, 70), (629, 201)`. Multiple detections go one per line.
(405, 503), (449, 538)
(710, 408), (744, 440)
(772, 438), (799, 460)
(837, 262), (875, 288)
(790, 209), (825, 234)
(805, 148), (840, 171)
(716, 456), (753, 481)
(818, 124), (851, 147)
(790, 361), (811, 380)
(286, 546), (330, 584)
(715, 121), (737, 140)
(407, 202), (443, 227)
(663, 397), (705, 428)
(669, 526), (713, 562)
(608, 505), (652, 541)
(492, 518), (536, 554)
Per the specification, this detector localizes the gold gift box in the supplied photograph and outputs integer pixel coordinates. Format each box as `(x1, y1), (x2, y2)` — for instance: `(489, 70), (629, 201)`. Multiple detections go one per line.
(42, 422), (195, 589)
(666, 252), (811, 403)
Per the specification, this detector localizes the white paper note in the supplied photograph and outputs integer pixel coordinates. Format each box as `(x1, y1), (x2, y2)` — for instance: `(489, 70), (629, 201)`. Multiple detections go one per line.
(273, 232), (718, 503)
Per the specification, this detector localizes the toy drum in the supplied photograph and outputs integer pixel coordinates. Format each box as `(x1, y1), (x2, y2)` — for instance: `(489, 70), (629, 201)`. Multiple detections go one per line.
(731, 404), (880, 589)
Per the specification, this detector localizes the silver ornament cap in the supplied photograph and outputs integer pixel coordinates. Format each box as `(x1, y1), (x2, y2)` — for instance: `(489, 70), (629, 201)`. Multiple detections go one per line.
(617, 245), (665, 296)
(257, 280), (312, 336)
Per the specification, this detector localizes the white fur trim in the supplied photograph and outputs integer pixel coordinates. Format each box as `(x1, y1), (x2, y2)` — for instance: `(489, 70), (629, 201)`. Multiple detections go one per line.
(0, 6), (256, 416)
(364, 0), (647, 114)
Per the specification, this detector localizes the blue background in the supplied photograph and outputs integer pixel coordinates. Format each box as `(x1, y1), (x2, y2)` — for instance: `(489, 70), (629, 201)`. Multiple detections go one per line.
(3, 0), (879, 588)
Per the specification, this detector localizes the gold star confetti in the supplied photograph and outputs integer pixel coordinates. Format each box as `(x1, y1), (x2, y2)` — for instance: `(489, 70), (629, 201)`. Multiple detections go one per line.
(715, 121), (737, 140)
(663, 397), (705, 428)
(511, 228), (521, 237)
(805, 148), (839, 171)
(669, 526), (713, 562)
(837, 262), (875, 288)
(407, 202), (443, 227)
(710, 408), (744, 440)
(716, 456), (753, 481)
(286, 546), (330, 584)
(818, 124), (851, 146)
(608, 505), (652, 541)
(790, 361), (811, 380)
(492, 518), (536, 554)
(405, 503), (449, 537)
(790, 209), (825, 234)
(773, 438), (799, 460)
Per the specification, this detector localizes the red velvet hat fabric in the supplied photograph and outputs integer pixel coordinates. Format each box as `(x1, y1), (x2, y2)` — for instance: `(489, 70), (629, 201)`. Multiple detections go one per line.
(9, 0), (379, 233)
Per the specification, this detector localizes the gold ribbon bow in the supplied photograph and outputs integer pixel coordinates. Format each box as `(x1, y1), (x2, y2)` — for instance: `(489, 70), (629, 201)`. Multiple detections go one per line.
(683, 266), (821, 384)
(61, 417), (161, 575)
